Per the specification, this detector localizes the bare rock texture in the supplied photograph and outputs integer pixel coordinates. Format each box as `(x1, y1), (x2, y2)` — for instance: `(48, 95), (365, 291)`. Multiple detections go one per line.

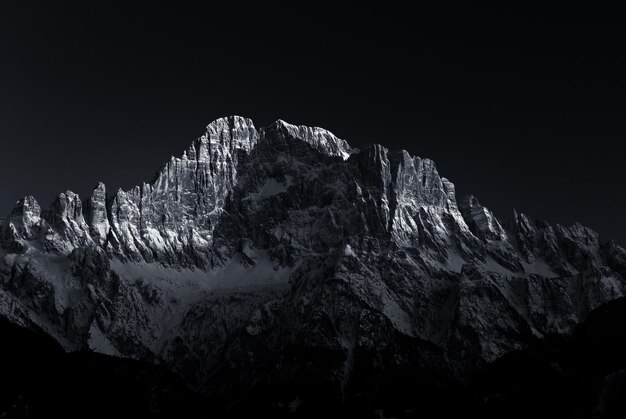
(1, 115), (625, 398)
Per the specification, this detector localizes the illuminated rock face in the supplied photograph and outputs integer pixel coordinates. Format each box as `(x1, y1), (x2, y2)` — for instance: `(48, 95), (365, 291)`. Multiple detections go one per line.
(1, 116), (625, 392)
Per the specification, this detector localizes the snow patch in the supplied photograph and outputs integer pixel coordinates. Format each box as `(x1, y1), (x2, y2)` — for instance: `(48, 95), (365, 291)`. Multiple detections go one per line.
(88, 323), (121, 356)
(243, 176), (293, 202)
(110, 249), (293, 296)
(343, 244), (356, 257)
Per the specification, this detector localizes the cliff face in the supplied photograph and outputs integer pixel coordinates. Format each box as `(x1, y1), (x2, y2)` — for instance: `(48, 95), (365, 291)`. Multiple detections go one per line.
(1, 116), (625, 398)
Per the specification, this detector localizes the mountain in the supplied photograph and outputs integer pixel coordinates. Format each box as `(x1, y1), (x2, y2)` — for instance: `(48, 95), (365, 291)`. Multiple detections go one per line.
(0, 315), (204, 419)
(1, 116), (625, 416)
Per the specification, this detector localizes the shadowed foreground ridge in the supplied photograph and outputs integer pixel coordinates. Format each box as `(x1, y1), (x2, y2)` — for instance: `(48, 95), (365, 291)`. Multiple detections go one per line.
(1, 116), (626, 417)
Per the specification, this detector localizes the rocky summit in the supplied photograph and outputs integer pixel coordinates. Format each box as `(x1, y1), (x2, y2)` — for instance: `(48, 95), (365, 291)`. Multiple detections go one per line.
(1, 116), (626, 415)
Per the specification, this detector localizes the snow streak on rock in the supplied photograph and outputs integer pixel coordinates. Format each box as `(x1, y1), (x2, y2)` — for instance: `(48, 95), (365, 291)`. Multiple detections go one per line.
(1, 115), (625, 391)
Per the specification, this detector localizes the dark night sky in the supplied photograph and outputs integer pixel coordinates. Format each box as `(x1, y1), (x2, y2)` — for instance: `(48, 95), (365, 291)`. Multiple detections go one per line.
(1, 2), (625, 243)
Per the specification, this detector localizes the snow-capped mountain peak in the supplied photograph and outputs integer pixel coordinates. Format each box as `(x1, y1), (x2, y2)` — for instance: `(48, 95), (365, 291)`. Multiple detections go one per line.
(1, 116), (625, 397)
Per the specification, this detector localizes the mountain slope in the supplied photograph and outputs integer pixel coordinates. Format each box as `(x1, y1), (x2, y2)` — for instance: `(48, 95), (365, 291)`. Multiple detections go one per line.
(0, 316), (204, 419)
(1, 116), (625, 408)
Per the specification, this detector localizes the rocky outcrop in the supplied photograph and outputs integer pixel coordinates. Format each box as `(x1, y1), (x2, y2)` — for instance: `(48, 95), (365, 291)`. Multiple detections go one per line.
(3, 196), (42, 239)
(271, 119), (355, 159)
(459, 195), (508, 242)
(1, 115), (625, 398)
(84, 182), (110, 247)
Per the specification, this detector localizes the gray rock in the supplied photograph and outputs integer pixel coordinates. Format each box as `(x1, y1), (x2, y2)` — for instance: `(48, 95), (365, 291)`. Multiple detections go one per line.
(1, 115), (625, 392)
